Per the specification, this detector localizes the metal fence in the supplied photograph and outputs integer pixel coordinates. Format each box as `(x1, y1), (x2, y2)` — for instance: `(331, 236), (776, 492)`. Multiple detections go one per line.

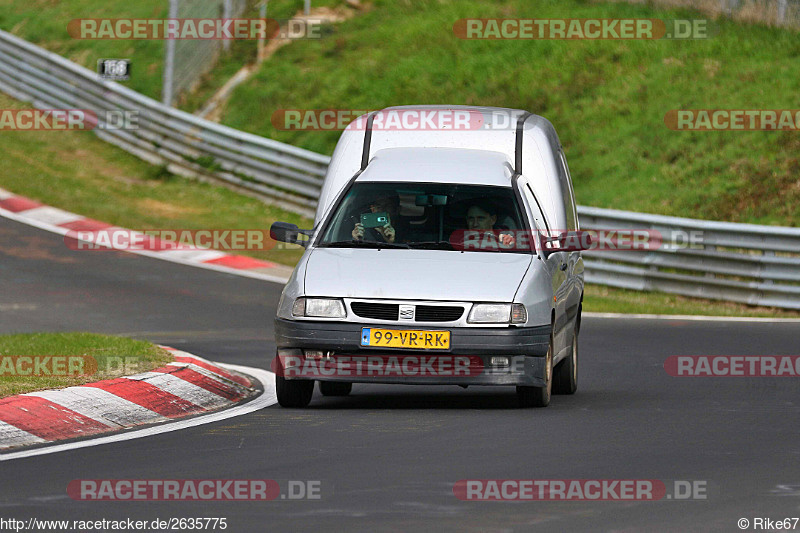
(620, 0), (800, 28)
(0, 30), (798, 308)
(0, 29), (327, 218)
(578, 207), (800, 309)
(162, 0), (248, 106)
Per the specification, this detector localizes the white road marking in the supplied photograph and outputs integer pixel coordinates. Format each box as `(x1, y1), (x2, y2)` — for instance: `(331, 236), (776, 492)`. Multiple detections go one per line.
(0, 205), (290, 284)
(123, 372), (230, 409)
(0, 421), (46, 450)
(0, 304), (38, 311)
(18, 206), (83, 226)
(26, 388), (168, 428)
(157, 249), (228, 263)
(583, 312), (800, 322)
(0, 364), (276, 462)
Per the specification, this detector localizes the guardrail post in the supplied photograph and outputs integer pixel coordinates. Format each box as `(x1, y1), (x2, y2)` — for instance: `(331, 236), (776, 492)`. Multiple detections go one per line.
(305, 0), (311, 15)
(777, 0), (788, 25)
(161, 0), (179, 106)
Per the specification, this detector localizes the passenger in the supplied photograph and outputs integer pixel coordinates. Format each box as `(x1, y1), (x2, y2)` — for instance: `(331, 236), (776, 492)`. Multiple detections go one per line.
(351, 195), (408, 244)
(465, 201), (515, 247)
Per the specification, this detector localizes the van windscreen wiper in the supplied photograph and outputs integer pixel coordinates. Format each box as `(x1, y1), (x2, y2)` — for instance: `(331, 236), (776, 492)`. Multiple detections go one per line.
(321, 240), (411, 249)
(409, 240), (454, 250)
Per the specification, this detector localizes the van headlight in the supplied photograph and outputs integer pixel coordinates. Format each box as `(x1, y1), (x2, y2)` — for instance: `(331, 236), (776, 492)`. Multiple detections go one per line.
(292, 297), (346, 318)
(468, 303), (527, 324)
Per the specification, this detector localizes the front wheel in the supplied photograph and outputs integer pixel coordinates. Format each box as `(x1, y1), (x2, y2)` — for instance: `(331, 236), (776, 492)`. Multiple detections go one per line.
(553, 324), (578, 395)
(276, 376), (314, 407)
(516, 336), (553, 408)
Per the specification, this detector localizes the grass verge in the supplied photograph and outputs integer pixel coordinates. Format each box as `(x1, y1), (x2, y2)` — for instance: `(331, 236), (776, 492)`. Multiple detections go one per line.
(0, 0), (168, 100)
(1, 1), (798, 317)
(220, 0), (800, 226)
(0, 332), (173, 398)
(0, 95), (796, 318)
(0, 0), (349, 109)
(0, 93), (311, 267)
(583, 284), (800, 318)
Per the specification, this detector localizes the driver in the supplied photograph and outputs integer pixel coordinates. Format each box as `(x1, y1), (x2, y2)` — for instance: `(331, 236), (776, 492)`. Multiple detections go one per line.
(465, 201), (515, 247)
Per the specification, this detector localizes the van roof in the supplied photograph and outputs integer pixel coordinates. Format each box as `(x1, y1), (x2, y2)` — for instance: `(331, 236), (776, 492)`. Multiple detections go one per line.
(316, 105), (565, 229)
(358, 147), (514, 187)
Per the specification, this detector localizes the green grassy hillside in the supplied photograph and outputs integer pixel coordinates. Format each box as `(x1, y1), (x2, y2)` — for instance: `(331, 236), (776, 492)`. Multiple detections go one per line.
(218, 0), (800, 226)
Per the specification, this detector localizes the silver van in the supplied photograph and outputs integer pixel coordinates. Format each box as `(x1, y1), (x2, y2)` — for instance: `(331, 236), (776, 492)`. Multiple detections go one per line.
(270, 106), (587, 408)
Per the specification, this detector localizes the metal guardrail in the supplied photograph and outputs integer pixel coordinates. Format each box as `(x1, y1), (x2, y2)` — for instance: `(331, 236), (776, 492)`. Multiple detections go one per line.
(578, 206), (800, 309)
(0, 29), (328, 218)
(1, 30), (798, 308)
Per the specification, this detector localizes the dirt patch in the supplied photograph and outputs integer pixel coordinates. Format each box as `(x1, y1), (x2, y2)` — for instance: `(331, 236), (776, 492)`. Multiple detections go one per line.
(137, 198), (207, 218)
(0, 236), (79, 264)
(198, 4), (366, 123)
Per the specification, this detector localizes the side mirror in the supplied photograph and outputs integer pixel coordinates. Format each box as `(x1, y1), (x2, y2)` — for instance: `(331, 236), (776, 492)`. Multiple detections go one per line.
(270, 222), (312, 247)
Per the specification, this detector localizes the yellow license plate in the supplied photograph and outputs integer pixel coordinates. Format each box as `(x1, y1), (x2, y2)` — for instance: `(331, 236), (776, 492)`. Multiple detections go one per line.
(360, 328), (450, 350)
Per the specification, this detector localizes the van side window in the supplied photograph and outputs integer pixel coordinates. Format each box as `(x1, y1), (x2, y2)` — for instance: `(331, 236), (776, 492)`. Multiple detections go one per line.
(559, 151), (578, 231)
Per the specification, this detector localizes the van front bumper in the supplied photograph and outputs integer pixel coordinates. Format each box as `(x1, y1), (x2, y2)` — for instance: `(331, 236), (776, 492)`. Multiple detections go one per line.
(273, 318), (552, 387)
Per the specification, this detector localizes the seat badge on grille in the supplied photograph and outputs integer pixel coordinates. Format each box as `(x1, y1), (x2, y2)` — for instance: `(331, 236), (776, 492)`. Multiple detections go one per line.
(398, 304), (415, 321)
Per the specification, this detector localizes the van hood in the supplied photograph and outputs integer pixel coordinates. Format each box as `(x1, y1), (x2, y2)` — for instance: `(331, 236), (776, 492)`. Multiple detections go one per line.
(304, 248), (532, 301)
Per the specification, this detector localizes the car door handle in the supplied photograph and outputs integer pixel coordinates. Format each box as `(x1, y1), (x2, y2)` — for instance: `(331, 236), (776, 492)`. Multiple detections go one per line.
(560, 263), (568, 271)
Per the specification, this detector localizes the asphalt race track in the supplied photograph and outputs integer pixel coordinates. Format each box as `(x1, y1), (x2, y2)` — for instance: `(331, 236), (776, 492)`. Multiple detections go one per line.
(1, 215), (799, 532)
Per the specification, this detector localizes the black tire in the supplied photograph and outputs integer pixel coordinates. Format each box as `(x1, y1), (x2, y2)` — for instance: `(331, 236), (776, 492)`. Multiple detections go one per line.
(276, 376), (314, 407)
(516, 335), (553, 408)
(553, 324), (578, 395)
(319, 381), (352, 396)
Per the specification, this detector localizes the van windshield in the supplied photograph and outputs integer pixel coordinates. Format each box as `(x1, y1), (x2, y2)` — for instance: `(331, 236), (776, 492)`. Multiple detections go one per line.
(317, 182), (531, 253)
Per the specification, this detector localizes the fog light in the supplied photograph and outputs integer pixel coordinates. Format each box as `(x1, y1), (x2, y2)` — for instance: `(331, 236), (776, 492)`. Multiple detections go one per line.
(305, 350), (324, 360)
(490, 356), (509, 367)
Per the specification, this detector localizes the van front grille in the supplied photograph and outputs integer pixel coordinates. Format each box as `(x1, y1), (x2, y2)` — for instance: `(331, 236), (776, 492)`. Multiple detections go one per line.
(350, 302), (464, 322)
(415, 305), (463, 322)
(351, 302), (398, 320)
